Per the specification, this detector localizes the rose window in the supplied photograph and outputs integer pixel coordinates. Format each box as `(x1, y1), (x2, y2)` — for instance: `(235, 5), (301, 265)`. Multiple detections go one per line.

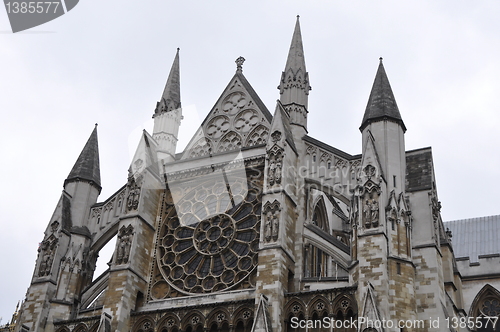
(157, 174), (262, 295)
(481, 298), (500, 316)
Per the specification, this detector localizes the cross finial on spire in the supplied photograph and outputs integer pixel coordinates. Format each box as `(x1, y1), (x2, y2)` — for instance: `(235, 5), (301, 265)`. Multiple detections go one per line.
(236, 56), (245, 72)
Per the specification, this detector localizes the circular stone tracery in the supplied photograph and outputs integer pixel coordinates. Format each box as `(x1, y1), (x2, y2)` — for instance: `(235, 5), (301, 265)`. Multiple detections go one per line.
(157, 175), (262, 296)
(194, 214), (235, 255)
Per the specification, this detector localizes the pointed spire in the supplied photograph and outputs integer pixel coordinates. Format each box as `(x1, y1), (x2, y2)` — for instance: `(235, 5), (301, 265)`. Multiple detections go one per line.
(154, 48), (181, 116)
(284, 15), (307, 75)
(360, 58), (406, 132)
(65, 124), (101, 189)
(278, 16), (311, 131)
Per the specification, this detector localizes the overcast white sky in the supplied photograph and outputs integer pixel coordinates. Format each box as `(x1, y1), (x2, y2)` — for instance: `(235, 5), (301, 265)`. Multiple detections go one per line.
(1, 0), (499, 322)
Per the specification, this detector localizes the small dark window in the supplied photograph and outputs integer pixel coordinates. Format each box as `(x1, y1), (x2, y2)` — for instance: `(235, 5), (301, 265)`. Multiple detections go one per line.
(313, 155), (316, 162)
(393, 175), (397, 187)
(327, 161), (331, 169)
(397, 262), (401, 275)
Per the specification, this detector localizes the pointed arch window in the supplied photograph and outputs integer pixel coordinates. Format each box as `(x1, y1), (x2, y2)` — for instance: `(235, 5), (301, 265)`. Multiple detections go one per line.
(312, 198), (329, 233)
(471, 285), (500, 332)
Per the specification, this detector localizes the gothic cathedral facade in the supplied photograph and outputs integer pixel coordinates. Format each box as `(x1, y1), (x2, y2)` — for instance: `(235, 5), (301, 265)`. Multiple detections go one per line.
(11, 17), (500, 332)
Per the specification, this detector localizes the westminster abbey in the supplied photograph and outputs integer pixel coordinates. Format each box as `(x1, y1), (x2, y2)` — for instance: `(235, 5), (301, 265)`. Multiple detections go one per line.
(7, 17), (500, 332)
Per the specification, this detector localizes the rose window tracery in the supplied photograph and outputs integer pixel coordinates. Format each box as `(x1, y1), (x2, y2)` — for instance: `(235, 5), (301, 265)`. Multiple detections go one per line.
(157, 172), (262, 295)
(481, 298), (500, 316)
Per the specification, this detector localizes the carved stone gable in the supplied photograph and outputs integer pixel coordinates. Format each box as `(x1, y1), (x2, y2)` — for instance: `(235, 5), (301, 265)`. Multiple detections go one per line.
(182, 73), (271, 160)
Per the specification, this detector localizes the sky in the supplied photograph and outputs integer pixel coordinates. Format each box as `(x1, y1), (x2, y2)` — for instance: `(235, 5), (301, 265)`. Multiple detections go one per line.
(1, 0), (500, 323)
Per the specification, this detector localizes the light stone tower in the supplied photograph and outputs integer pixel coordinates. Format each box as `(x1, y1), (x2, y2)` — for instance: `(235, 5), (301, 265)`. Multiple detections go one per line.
(153, 48), (183, 165)
(353, 59), (417, 329)
(17, 126), (101, 332)
(278, 15), (311, 141)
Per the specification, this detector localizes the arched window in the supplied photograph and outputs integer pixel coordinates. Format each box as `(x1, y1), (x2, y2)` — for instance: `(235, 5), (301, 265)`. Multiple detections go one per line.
(284, 302), (305, 332)
(312, 198), (329, 233)
(471, 285), (500, 332)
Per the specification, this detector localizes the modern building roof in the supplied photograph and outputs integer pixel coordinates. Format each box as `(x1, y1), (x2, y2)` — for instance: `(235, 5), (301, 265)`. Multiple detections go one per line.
(445, 215), (500, 262)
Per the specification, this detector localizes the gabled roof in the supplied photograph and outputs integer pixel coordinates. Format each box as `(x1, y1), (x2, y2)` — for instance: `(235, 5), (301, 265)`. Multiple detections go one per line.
(268, 101), (297, 155)
(65, 125), (101, 189)
(180, 64), (272, 160)
(360, 58), (406, 132)
(302, 135), (359, 160)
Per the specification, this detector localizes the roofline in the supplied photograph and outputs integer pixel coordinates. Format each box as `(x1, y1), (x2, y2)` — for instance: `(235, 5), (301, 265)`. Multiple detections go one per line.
(303, 135), (358, 160)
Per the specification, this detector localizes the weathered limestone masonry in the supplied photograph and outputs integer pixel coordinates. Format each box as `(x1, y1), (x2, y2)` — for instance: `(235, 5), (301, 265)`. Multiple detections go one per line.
(14, 16), (492, 332)
(101, 132), (163, 331)
(257, 102), (299, 331)
(17, 127), (101, 332)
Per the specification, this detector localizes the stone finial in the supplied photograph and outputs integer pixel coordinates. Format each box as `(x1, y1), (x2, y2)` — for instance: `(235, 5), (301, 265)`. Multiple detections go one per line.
(379, 57), (383, 64)
(235, 56), (245, 72)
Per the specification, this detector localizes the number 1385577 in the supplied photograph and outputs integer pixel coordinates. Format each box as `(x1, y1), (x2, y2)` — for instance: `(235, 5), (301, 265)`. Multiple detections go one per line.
(5, 2), (60, 14)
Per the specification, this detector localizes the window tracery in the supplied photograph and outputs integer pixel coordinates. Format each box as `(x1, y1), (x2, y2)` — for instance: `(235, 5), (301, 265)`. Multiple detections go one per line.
(154, 169), (262, 297)
(471, 285), (500, 332)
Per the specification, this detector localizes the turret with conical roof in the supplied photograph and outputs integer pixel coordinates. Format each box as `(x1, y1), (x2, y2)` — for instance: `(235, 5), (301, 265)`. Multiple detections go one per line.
(360, 58), (406, 201)
(278, 16), (311, 136)
(64, 124), (101, 191)
(360, 58), (406, 132)
(63, 125), (101, 227)
(153, 48), (183, 164)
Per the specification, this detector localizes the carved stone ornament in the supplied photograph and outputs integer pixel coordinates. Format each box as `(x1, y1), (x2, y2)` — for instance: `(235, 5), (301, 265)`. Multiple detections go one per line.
(431, 195), (441, 222)
(363, 196), (379, 229)
(267, 146), (284, 187)
(116, 225), (134, 265)
(38, 235), (58, 277)
(446, 227), (452, 241)
(82, 248), (98, 283)
(263, 200), (281, 242)
(126, 177), (141, 212)
(271, 130), (282, 143)
(50, 220), (59, 233)
(363, 165), (376, 179)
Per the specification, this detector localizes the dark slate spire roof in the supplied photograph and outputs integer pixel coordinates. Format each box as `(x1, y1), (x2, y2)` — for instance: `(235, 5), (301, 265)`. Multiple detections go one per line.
(154, 48), (181, 116)
(360, 58), (406, 132)
(65, 125), (101, 189)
